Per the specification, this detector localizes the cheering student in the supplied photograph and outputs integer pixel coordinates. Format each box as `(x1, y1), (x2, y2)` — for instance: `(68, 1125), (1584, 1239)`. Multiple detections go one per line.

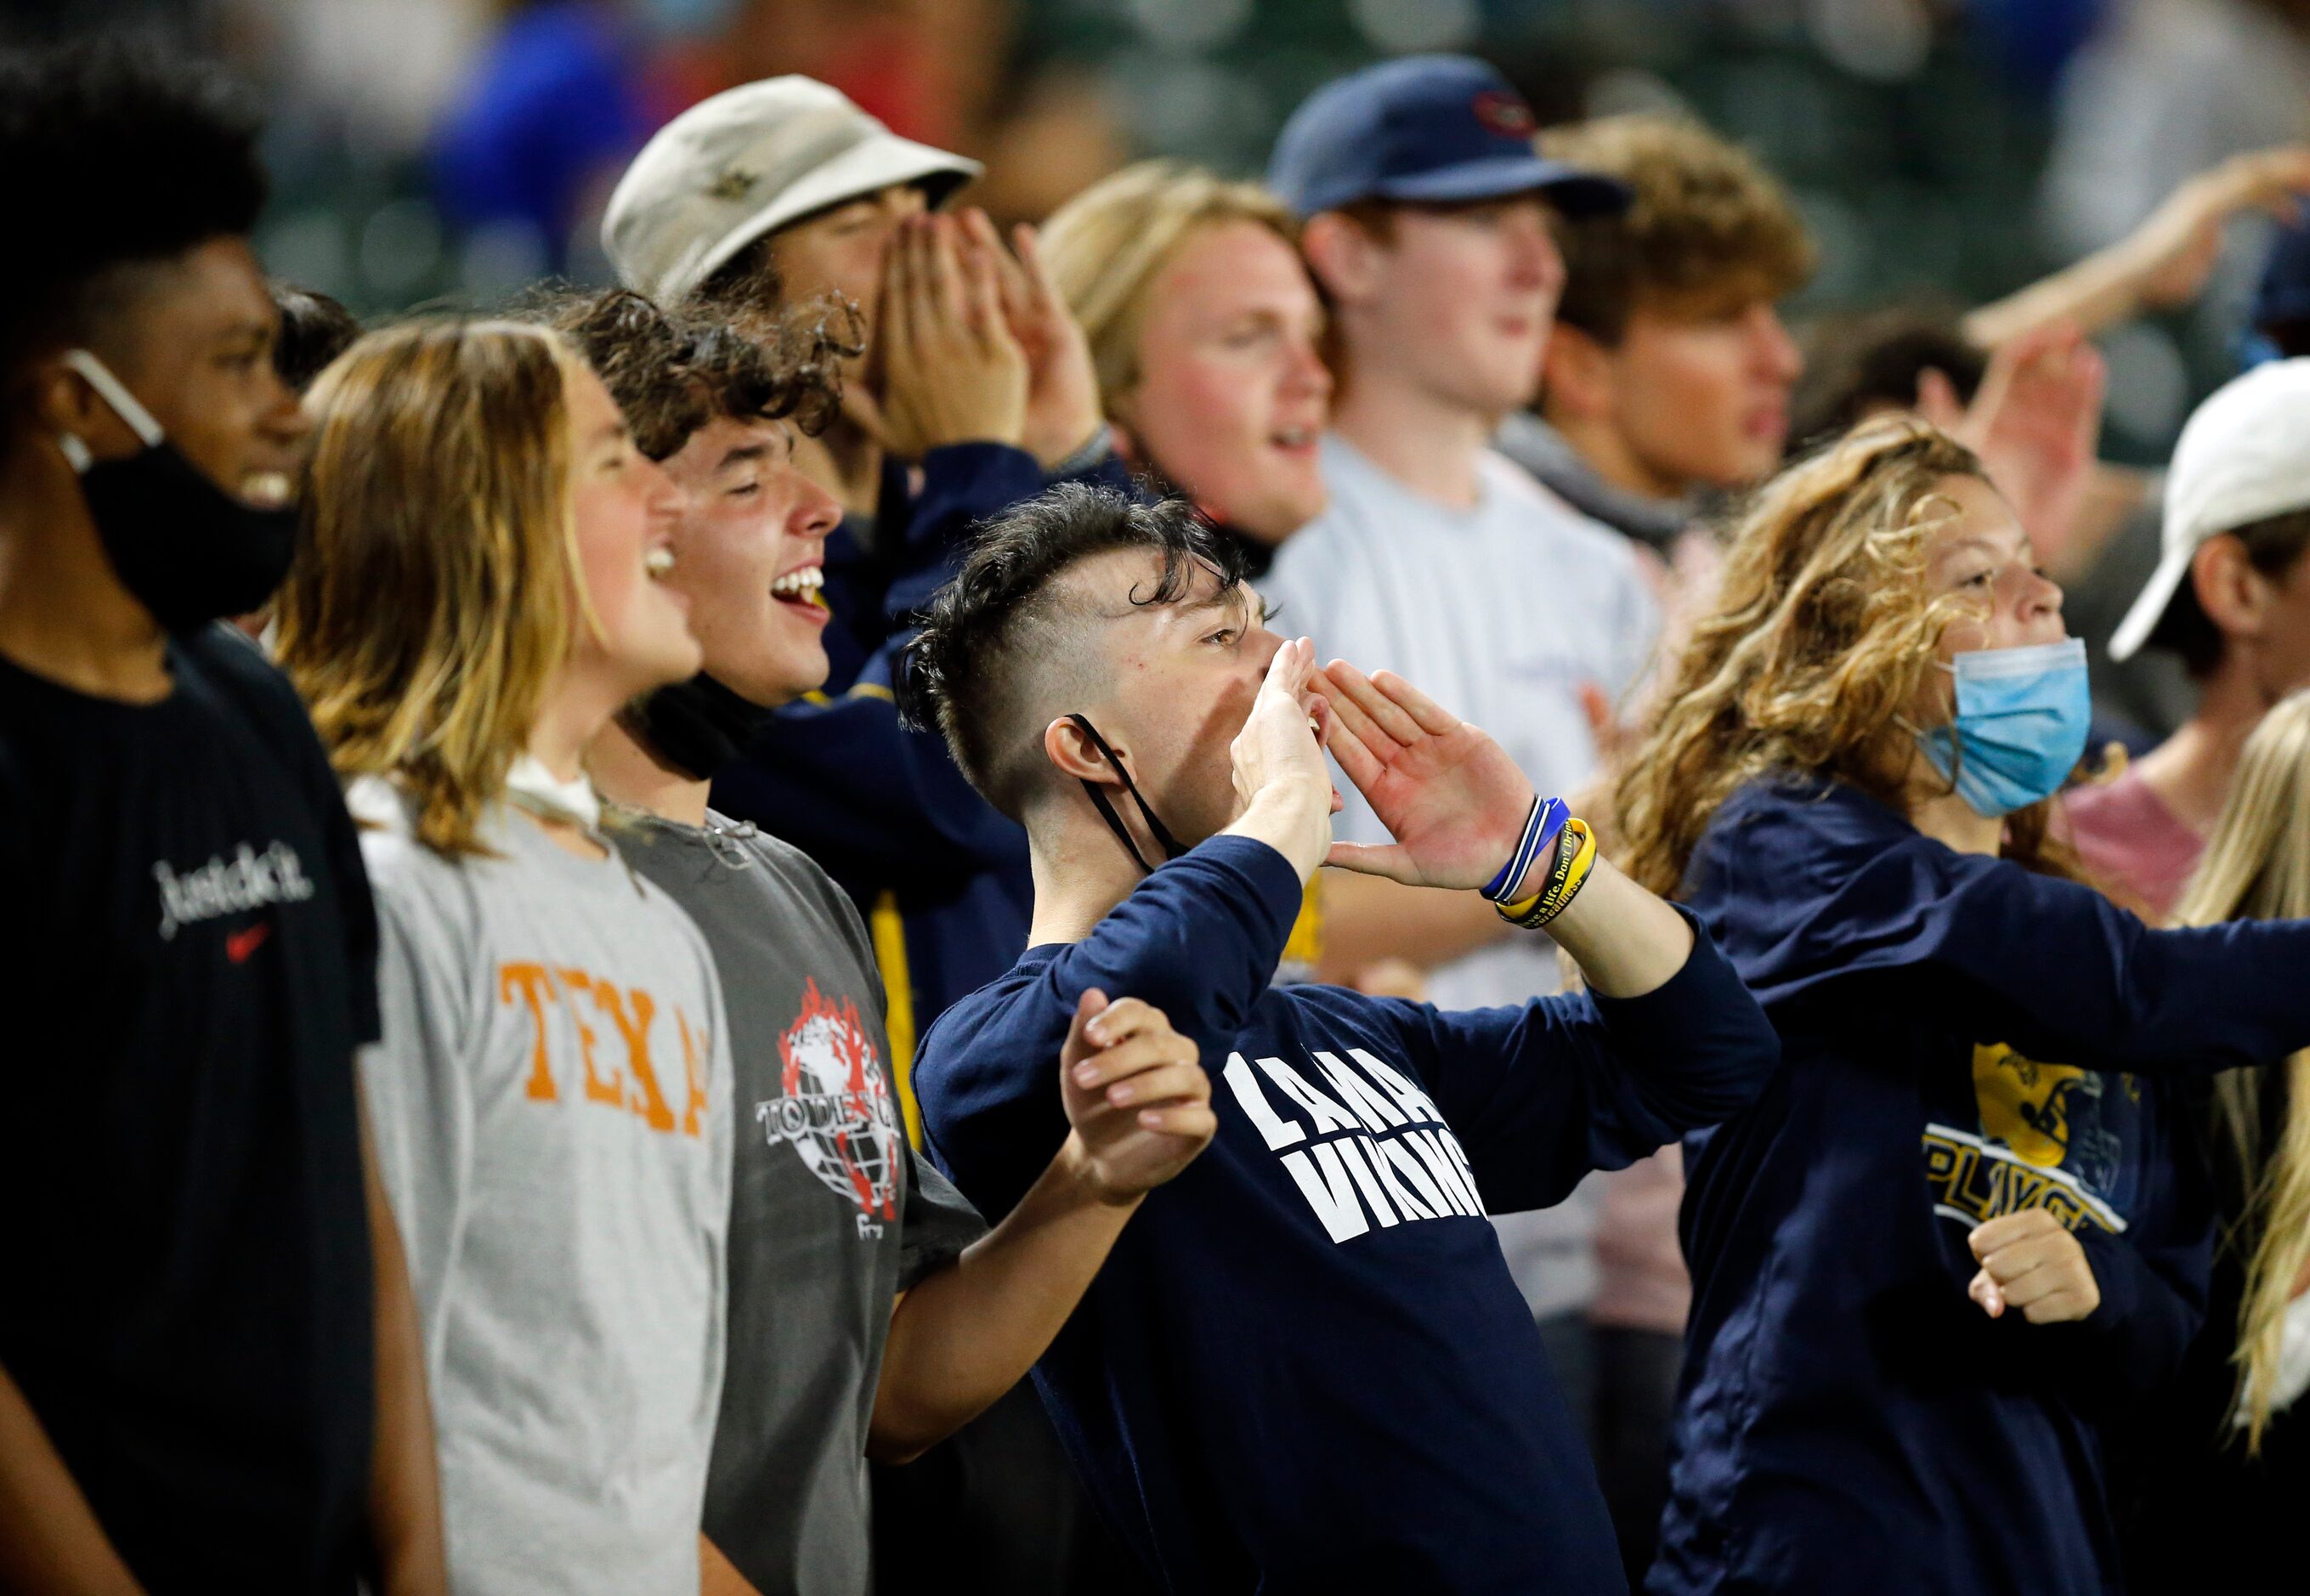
(0, 41), (443, 1594)
(901, 485), (1780, 1593)
(1610, 416), (2310, 1595)
(605, 88), (1148, 1588)
(556, 289), (1219, 1594)
(604, 76), (1125, 1044)
(277, 320), (734, 1594)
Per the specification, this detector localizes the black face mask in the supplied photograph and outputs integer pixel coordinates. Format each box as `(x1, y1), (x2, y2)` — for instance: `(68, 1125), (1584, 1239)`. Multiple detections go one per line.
(1067, 713), (1186, 874)
(631, 673), (773, 781)
(58, 349), (298, 634)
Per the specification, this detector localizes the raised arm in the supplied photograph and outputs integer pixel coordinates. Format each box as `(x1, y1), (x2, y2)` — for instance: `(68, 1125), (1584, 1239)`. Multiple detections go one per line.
(874, 212), (1128, 628)
(1965, 145), (2310, 349)
(870, 991), (1214, 1461)
(1314, 659), (1693, 993)
(1877, 840), (2310, 1074)
(1309, 659), (1776, 1207)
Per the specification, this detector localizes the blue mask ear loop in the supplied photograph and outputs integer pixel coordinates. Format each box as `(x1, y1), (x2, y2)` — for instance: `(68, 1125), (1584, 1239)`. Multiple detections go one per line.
(1066, 713), (1186, 874)
(1894, 660), (1967, 803)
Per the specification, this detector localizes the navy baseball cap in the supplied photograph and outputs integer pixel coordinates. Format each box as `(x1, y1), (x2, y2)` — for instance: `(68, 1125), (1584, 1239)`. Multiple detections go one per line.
(1267, 55), (1630, 220)
(2253, 219), (2310, 330)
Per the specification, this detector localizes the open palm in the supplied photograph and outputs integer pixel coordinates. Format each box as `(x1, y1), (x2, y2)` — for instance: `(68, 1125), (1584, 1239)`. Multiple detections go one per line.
(1316, 660), (1535, 890)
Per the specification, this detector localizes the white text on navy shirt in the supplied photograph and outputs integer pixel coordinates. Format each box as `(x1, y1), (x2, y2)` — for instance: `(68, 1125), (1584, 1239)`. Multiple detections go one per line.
(1220, 1047), (1488, 1243)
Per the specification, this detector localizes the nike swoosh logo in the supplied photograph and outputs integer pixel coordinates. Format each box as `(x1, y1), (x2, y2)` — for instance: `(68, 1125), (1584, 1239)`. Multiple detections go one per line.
(226, 921), (271, 964)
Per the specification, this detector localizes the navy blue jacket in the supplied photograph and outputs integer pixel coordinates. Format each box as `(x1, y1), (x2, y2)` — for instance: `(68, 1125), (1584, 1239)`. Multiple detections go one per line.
(715, 443), (1132, 1101)
(1650, 778), (2307, 1596)
(916, 836), (1780, 1594)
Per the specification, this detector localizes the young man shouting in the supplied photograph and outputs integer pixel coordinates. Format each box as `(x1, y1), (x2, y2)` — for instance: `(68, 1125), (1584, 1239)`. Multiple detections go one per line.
(902, 487), (1779, 1593)
(560, 291), (1214, 1596)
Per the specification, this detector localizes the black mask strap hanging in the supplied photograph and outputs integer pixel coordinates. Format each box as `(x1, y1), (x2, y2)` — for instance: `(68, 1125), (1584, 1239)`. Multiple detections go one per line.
(1067, 713), (1186, 874)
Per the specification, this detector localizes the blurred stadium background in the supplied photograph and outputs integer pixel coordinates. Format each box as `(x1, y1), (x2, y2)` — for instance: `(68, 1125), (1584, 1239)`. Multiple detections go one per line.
(19, 0), (2310, 463)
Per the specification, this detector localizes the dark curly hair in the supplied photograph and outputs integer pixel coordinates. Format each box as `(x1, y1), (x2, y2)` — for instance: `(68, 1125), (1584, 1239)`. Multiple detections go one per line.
(535, 286), (850, 460)
(0, 37), (267, 411)
(900, 484), (1243, 819)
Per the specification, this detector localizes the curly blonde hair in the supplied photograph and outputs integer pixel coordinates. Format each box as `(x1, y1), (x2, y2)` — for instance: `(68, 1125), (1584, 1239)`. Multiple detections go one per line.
(1614, 416), (2073, 897)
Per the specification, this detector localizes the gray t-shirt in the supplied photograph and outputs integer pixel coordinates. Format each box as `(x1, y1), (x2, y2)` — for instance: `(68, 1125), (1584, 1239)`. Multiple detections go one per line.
(354, 784), (733, 1595)
(615, 810), (985, 1596)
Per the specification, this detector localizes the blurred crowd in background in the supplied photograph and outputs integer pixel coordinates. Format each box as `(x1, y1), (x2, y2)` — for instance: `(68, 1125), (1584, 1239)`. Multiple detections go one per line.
(14, 0), (2310, 468)
(17, 6), (2310, 1594)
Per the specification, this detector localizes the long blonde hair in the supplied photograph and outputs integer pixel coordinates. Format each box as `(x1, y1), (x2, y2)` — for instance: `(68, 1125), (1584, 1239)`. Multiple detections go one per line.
(1040, 158), (1301, 413)
(1613, 416), (2074, 897)
(2173, 690), (2310, 1451)
(276, 319), (588, 857)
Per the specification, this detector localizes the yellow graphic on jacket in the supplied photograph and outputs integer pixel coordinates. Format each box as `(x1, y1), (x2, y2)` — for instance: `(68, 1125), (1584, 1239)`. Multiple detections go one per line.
(1973, 1044), (2092, 1168)
(1920, 1044), (2135, 1236)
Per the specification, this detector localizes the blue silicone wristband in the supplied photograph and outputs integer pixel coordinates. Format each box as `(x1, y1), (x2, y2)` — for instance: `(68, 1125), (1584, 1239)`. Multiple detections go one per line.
(1482, 795), (1570, 903)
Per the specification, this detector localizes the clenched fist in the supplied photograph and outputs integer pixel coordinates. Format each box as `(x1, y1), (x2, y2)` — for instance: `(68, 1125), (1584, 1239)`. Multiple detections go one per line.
(1058, 990), (1215, 1204)
(1967, 1208), (2102, 1325)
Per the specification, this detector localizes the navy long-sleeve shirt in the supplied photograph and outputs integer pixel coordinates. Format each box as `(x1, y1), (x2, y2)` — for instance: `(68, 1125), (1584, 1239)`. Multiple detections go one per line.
(1650, 778), (2310, 1596)
(915, 836), (1780, 1594)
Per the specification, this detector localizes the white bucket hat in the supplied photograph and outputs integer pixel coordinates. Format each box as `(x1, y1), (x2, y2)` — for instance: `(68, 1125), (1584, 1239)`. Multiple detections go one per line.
(2109, 357), (2310, 662)
(603, 76), (982, 308)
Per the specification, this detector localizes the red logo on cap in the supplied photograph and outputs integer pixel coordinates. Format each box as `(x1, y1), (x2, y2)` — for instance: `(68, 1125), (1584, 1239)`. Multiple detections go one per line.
(1473, 90), (1537, 138)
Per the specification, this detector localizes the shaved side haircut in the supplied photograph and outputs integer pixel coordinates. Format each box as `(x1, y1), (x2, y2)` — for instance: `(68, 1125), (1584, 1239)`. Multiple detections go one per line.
(901, 485), (1245, 818)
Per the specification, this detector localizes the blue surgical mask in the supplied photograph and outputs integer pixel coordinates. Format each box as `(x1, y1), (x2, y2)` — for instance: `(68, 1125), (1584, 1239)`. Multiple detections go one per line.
(1916, 638), (2092, 818)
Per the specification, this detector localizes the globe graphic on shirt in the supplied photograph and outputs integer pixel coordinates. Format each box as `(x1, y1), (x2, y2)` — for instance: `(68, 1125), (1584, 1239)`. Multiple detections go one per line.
(759, 977), (900, 1230)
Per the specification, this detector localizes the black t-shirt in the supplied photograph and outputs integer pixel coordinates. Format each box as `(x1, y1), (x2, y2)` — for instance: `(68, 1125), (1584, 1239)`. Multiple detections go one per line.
(0, 625), (380, 1591)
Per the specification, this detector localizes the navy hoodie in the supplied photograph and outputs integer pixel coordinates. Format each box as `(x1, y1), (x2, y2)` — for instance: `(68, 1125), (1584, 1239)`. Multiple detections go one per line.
(1650, 778), (2310, 1595)
(915, 835), (1780, 1593)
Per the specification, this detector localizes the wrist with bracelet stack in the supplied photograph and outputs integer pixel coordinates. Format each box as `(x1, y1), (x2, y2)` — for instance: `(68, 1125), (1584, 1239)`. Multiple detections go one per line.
(1481, 794), (1599, 931)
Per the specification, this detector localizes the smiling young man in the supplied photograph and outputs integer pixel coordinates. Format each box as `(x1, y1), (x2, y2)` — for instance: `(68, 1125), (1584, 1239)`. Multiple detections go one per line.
(563, 292), (1215, 1596)
(0, 39), (442, 1593)
(901, 486), (1779, 1592)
